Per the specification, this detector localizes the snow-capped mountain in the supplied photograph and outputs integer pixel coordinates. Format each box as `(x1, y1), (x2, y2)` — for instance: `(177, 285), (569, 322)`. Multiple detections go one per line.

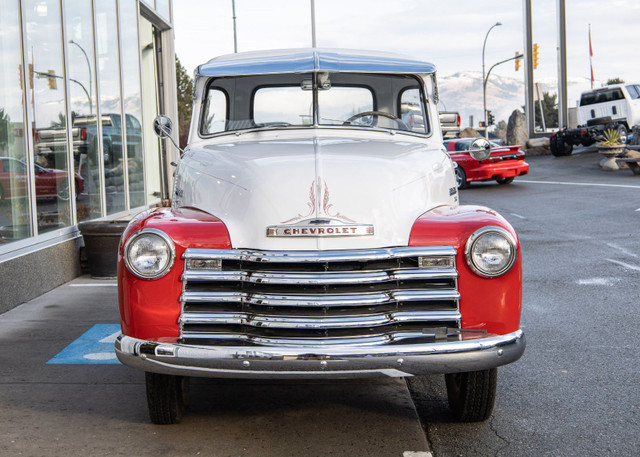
(437, 71), (593, 129)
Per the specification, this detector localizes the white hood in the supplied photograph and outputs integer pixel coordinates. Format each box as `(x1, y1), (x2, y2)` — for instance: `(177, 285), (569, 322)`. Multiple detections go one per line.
(176, 130), (457, 250)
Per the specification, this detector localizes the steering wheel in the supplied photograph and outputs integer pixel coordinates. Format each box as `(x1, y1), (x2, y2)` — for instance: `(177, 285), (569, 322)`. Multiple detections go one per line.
(343, 111), (409, 130)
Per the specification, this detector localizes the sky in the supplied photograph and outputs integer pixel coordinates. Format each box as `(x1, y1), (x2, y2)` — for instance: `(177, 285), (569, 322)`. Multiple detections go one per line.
(172, 0), (640, 108)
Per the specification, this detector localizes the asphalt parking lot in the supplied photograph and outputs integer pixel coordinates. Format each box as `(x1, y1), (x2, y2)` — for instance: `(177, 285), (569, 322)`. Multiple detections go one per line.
(1, 147), (639, 456)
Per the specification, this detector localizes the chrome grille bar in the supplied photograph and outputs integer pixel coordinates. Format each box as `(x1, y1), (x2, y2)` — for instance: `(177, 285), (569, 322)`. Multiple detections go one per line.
(180, 310), (462, 329)
(182, 290), (460, 307)
(180, 246), (460, 347)
(183, 246), (456, 263)
(182, 269), (458, 284)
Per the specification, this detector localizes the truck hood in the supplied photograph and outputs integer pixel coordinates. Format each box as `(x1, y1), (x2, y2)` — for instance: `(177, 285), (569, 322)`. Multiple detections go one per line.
(176, 131), (457, 250)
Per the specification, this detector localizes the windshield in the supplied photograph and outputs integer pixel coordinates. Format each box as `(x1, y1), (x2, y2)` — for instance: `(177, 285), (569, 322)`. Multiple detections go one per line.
(200, 72), (430, 136)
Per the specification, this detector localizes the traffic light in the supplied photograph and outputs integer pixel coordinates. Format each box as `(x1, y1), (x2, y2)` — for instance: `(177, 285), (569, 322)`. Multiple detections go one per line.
(46, 70), (57, 90)
(18, 64), (22, 88)
(515, 52), (521, 71)
(533, 43), (540, 69)
(479, 121), (486, 128)
(29, 64), (34, 88)
(487, 111), (495, 126)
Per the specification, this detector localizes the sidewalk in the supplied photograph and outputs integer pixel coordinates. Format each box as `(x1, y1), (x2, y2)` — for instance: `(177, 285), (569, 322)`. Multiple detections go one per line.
(0, 276), (431, 457)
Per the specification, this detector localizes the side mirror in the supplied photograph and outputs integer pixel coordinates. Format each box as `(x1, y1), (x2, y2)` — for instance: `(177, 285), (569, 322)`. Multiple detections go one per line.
(153, 115), (173, 139)
(468, 138), (492, 161)
(152, 114), (184, 156)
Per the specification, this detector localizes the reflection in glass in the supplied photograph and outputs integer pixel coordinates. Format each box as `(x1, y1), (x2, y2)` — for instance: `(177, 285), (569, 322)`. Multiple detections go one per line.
(0, 1), (32, 243)
(120, 0), (145, 208)
(155, 0), (171, 23)
(400, 88), (428, 134)
(25, 0), (72, 233)
(139, 16), (162, 205)
(201, 89), (227, 134)
(65, 0), (101, 221)
(95, 0), (125, 214)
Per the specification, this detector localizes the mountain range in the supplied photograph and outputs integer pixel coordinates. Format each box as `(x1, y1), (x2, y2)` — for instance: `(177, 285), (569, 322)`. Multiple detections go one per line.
(437, 71), (593, 130)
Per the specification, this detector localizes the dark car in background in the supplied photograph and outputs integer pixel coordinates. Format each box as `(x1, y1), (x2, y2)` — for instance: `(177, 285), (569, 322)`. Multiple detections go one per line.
(444, 138), (529, 189)
(34, 113), (142, 167)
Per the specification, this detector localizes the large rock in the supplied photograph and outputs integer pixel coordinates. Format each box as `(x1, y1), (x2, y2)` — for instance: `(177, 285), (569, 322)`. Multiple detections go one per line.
(507, 110), (528, 147)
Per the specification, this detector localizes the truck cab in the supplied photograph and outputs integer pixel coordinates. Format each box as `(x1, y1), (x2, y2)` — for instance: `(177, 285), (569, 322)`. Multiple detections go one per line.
(115, 49), (525, 424)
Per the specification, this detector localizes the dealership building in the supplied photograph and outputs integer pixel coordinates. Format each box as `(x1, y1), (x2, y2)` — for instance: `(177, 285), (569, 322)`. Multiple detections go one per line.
(0, 0), (178, 311)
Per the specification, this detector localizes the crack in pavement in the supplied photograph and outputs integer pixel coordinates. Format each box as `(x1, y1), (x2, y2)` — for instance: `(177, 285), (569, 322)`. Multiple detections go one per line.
(489, 416), (510, 457)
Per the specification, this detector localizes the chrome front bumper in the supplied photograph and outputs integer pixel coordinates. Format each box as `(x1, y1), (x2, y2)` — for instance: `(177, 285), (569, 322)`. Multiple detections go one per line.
(115, 330), (525, 379)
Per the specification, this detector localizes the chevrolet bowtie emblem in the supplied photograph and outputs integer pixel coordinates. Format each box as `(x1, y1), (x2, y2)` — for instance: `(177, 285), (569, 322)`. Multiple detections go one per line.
(266, 178), (375, 238)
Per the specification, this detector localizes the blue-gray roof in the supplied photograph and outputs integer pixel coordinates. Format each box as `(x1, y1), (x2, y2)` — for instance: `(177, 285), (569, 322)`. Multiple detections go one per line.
(197, 48), (437, 77)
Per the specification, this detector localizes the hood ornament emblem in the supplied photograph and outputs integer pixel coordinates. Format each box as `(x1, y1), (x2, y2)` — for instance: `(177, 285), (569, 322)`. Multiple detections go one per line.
(267, 178), (374, 237)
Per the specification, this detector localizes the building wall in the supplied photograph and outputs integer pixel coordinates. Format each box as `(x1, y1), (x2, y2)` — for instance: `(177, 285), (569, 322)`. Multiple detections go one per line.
(0, 0), (176, 311)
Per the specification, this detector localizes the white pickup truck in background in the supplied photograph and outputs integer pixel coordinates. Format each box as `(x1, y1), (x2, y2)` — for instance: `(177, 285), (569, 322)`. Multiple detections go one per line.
(439, 111), (461, 139)
(550, 83), (640, 156)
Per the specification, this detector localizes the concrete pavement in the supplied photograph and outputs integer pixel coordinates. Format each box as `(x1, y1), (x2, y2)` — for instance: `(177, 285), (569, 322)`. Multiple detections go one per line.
(0, 276), (431, 457)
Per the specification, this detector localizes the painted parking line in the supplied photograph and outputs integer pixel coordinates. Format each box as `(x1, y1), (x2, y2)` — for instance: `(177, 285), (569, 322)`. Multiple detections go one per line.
(47, 324), (121, 365)
(517, 179), (640, 190)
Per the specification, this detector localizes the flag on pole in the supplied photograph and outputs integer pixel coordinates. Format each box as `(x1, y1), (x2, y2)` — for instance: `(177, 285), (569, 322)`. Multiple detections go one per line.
(589, 24), (594, 88)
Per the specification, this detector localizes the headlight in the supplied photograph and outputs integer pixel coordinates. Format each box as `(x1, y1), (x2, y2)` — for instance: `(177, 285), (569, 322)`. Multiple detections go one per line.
(124, 229), (176, 279)
(465, 226), (517, 277)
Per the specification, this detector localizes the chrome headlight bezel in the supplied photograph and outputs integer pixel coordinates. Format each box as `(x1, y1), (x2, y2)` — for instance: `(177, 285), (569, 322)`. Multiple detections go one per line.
(465, 226), (517, 278)
(123, 228), (176, 279)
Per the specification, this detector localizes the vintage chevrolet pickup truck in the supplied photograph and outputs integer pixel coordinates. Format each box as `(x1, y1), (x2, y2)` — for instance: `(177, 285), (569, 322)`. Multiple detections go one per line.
(115, 49), (525, 424)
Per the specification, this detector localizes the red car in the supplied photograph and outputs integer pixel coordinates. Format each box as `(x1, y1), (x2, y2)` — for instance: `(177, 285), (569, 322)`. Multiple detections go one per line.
(0, 157), (84, 201)
(444, 138), (529, 189)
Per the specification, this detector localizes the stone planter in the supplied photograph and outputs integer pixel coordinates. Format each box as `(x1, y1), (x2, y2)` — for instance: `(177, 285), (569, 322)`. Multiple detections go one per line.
(78, 220), (129, 278)
(597, 144), (625, 171)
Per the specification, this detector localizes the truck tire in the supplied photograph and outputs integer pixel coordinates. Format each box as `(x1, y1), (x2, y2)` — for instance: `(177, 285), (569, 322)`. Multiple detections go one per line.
(445, 368), (497, 422)
(617, 125), (628, 144)
(550, 136), (573, 157)
(145, 372), (190, 424)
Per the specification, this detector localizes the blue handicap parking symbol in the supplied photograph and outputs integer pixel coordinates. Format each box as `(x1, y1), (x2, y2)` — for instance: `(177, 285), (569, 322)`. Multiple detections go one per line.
(48, 324), (122, 365)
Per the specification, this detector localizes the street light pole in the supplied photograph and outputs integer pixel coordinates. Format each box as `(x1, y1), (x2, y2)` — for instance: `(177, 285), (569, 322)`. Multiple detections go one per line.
(69, 39), (93, 114)
(232, 0), (238, 53)
(482, 21), (502, 138)
(310, 0), (317, 48)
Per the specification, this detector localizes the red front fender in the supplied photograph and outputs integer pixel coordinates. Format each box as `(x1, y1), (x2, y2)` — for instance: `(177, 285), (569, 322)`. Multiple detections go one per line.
(118, 207), (231, 341)
(409, 205), (522, 335)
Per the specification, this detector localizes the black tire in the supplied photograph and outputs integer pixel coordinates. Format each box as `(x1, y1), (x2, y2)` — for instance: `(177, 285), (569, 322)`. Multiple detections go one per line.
(496, 177), (514, 185)
(454, 166), (468, 189)
(145, 372), (190, 424)
(550, 137), (573, 157)
(445, 368), (497, 422)
(617, 125), (628, 144)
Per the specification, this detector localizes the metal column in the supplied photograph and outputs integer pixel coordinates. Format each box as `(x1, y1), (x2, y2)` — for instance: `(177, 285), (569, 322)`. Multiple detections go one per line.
(556, 0), (568, 129)
(523, 0), (535, 136)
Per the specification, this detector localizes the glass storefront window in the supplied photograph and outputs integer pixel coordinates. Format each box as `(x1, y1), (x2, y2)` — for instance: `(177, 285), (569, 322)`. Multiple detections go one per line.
(64, 0), (101, 221)
(95, 0), (125, 214)
(0, 0), (32, 244)
(155, 0), (171, 23)
(120, 0), (145, 209)
(24, 0), (73, 234)
(139, 16), (162, 205)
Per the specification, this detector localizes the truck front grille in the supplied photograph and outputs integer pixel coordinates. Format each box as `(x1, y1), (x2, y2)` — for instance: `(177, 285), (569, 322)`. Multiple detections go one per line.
(180, 247), (460, 348)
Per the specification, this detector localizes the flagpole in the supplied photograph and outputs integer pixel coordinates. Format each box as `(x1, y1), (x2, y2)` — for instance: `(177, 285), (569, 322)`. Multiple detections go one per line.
(589, 24), (594, 89)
